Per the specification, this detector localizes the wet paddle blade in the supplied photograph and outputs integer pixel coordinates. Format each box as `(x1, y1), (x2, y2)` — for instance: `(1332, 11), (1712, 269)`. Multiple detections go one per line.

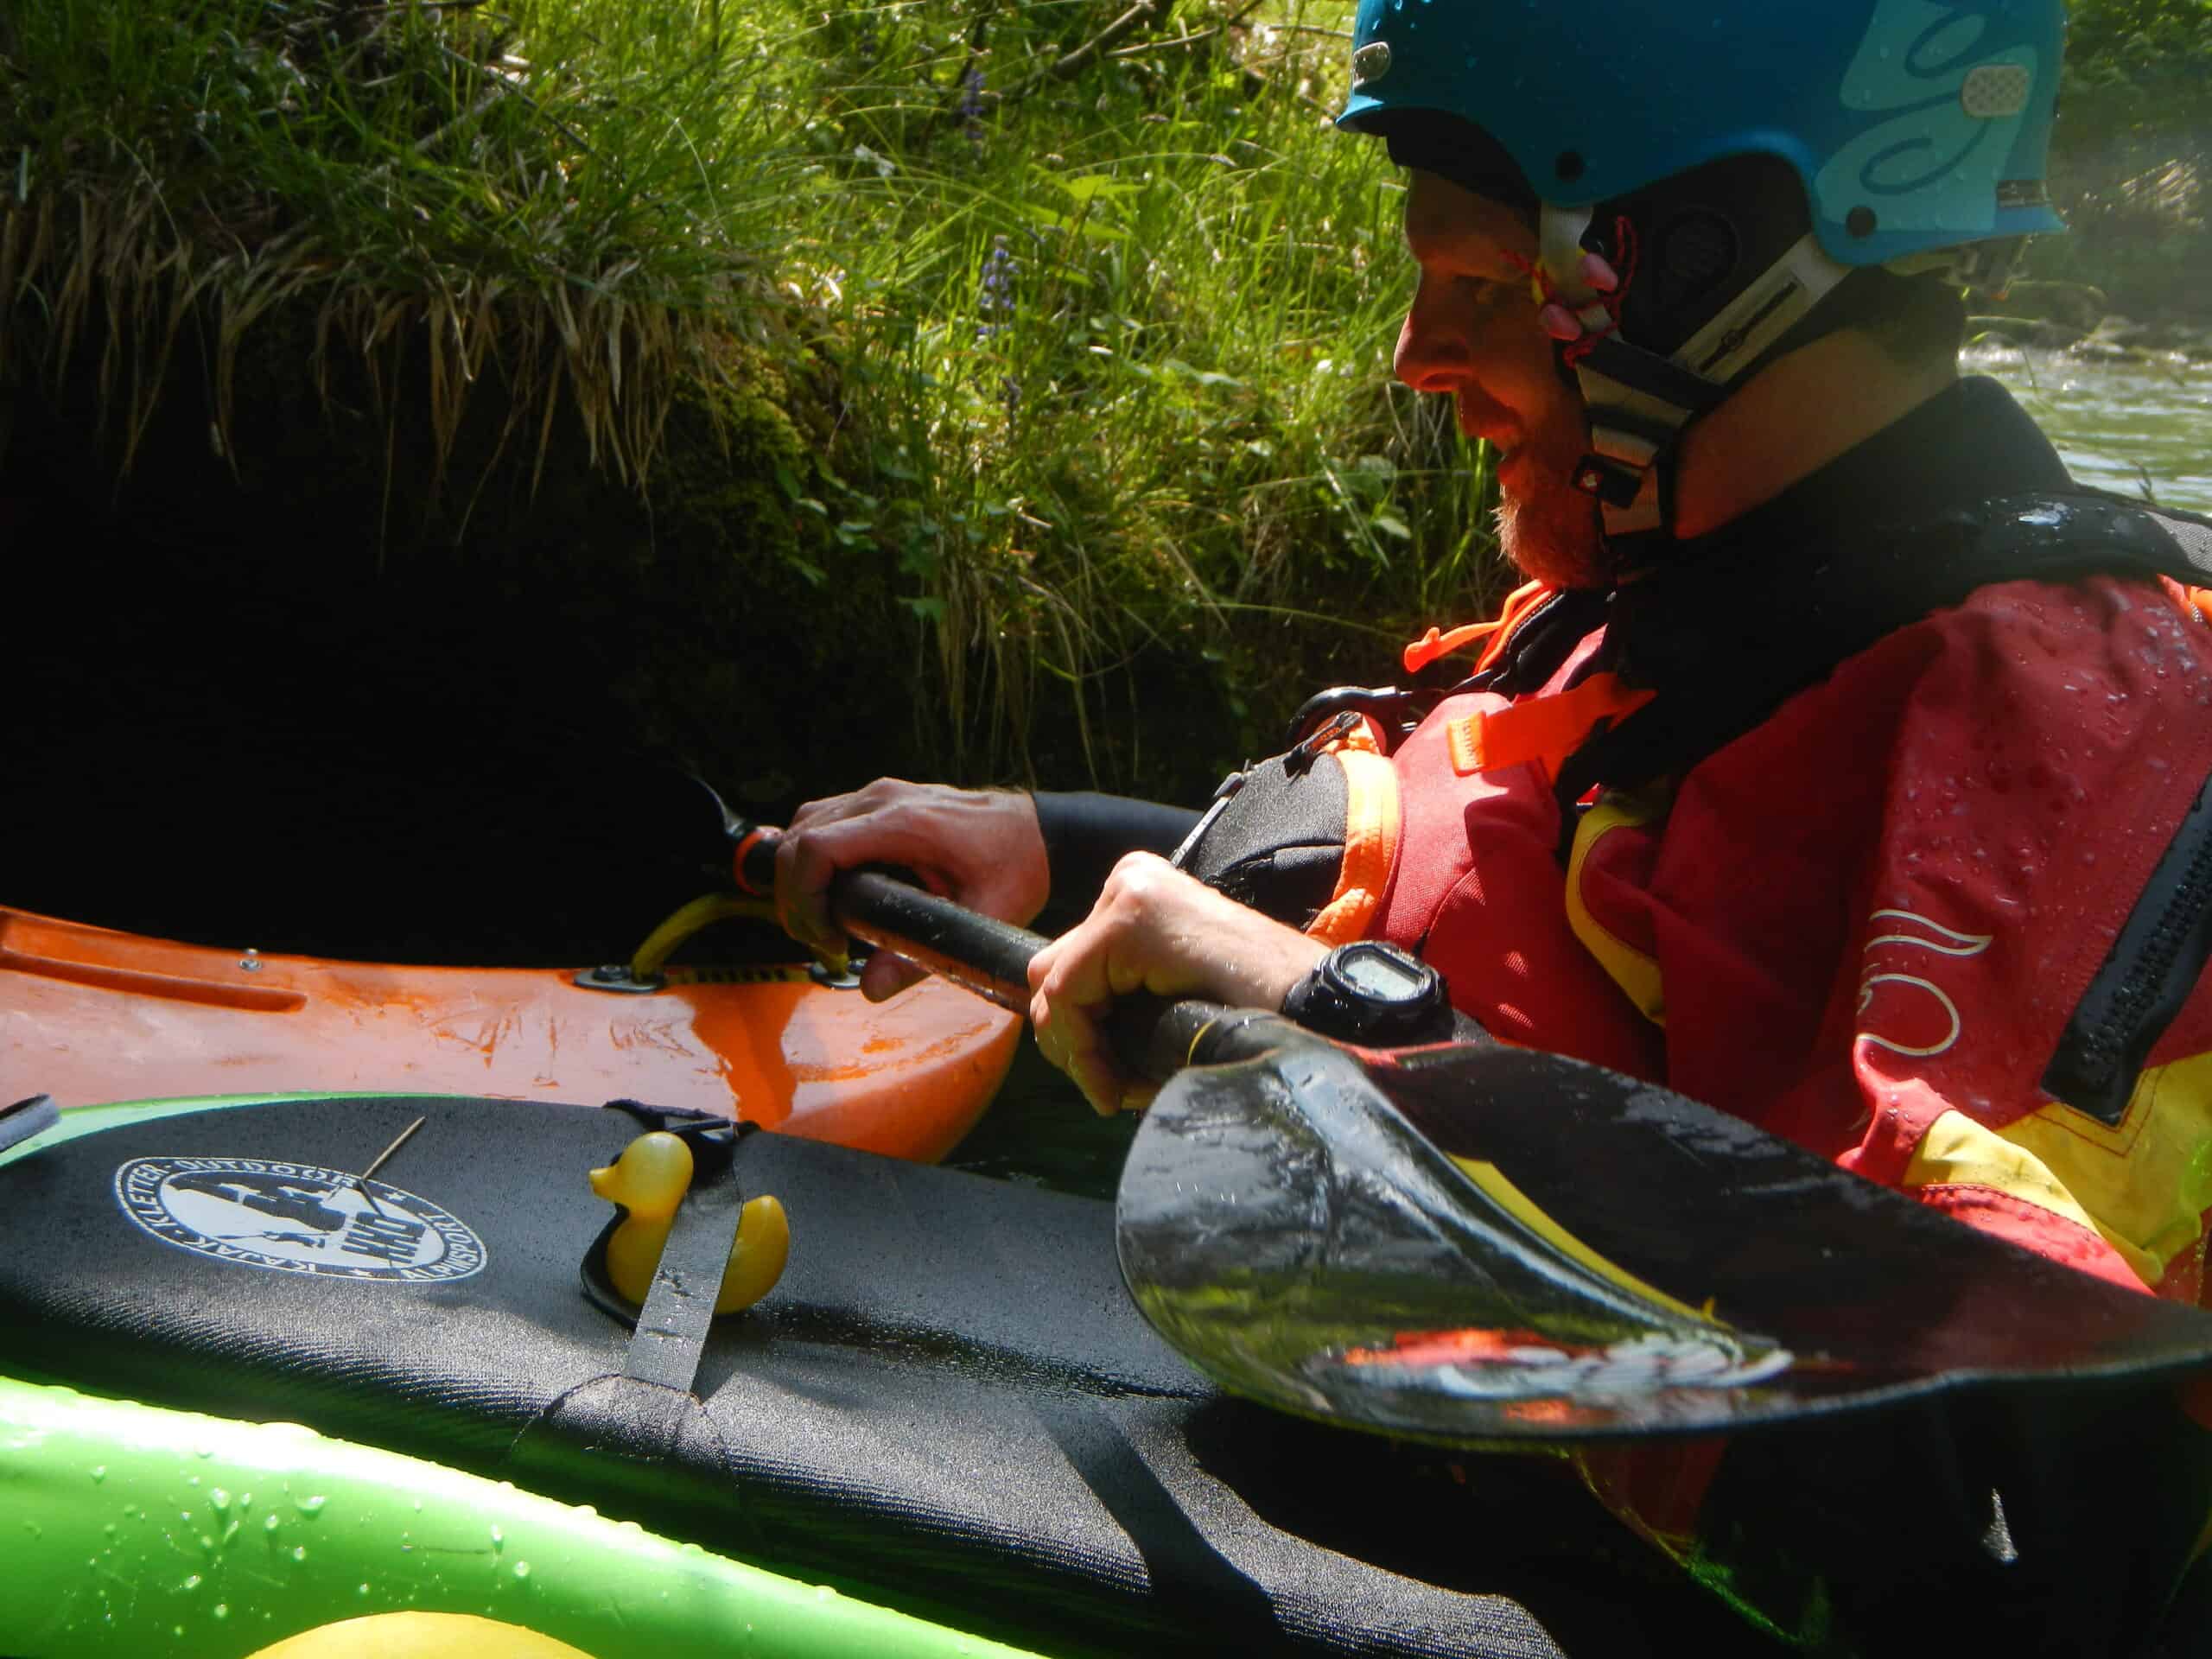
(1116, 1038), (2212, 1441)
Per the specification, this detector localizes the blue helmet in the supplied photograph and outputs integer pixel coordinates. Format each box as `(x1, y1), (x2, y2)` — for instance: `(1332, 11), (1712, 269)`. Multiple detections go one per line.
(1338, 0), (2066, 269)
(1338, 2), (2068, 554)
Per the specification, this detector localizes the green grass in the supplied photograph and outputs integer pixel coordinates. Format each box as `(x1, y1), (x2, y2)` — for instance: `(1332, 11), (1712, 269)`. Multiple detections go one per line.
(5, 2), (2203, 795)
(0, 0), (1504, 793)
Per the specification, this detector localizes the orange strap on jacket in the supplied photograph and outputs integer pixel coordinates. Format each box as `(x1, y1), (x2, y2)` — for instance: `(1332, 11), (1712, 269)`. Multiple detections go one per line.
(1446, 671), (1656, 779)
(1403, 580), (1557, 677)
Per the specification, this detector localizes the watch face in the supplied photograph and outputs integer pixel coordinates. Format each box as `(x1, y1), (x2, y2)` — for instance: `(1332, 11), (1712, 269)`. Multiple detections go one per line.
(1338, 943), (1426, 1004)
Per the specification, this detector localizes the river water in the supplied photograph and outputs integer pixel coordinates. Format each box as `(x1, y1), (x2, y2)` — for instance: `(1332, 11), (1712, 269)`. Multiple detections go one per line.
(1975, 346), (2212, 513)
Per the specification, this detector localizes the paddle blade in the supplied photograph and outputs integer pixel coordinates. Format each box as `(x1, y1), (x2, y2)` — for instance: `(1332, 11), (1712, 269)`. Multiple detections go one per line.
(1116, 1039), (2212, 1442)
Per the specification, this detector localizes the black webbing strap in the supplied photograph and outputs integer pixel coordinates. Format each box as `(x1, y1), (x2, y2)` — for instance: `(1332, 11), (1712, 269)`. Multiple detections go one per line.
(1027, 1395), (1286, 1650)
(0, 1095), (58, 1158)
(503, 1106), (753, 1516)
(943, 1140), (1285, 1651)
(620, 1142), (746, 1394)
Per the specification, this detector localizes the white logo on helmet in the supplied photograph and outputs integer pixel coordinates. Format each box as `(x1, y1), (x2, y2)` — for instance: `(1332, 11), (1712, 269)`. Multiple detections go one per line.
(1815, 0), (2041, 234)
(1351, 41), (1391, 88)
(1961, 63), (2031, 119)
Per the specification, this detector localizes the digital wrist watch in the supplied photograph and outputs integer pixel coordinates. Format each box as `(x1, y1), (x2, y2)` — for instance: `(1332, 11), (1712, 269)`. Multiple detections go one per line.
(1281, 940), (1451, 1046)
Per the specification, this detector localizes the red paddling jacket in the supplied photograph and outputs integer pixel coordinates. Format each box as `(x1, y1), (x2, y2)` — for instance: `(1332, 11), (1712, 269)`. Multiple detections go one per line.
(1168, 379), (2212, 1650)
(1184, 379), (2212, 1302)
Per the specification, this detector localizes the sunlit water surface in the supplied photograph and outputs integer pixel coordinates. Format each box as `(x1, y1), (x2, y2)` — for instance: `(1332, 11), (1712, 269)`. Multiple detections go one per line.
(1975, 346), (2212, 514)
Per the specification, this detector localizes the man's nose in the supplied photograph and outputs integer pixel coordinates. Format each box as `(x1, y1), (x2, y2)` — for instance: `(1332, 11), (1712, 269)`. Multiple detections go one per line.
(1393, 277), (1470, 393)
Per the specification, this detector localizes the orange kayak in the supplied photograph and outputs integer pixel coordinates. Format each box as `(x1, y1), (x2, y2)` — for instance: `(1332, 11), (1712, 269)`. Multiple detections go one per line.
(0, 906), (1020, 1162)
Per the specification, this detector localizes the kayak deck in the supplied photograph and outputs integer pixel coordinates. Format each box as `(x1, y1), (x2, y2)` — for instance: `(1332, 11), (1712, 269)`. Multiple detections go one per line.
(0, 906), (1020, 1160)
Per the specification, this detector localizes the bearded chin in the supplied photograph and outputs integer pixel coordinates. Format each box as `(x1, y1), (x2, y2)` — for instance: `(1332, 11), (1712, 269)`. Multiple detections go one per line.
(1496, 480), (1613, 591)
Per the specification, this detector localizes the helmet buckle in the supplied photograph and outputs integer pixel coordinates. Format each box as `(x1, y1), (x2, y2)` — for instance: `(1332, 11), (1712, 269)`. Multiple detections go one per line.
(1573, 455), (1645, 510)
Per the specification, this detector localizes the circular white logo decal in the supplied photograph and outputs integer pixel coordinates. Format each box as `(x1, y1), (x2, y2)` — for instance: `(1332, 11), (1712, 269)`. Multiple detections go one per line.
(113, 1156), (486, 1282)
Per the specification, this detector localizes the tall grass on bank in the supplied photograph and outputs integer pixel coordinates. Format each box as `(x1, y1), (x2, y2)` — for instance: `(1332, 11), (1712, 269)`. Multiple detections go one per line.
(807, 11), (1499, 772)
(1, 0), (815, 484)
(0, 0), (1502, 789)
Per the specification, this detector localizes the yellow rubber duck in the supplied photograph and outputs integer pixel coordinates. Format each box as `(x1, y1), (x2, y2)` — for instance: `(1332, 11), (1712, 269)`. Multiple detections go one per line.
(587, 1131), (789, 1314)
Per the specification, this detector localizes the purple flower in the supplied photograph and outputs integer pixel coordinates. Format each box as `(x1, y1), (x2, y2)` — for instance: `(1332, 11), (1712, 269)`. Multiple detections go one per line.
(959, 66), (987, 143)
(976, 234), (1016, 340)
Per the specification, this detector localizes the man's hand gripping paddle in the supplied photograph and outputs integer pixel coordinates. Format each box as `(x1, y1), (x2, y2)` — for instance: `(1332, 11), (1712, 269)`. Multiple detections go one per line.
(737, 831), (2212, 1444)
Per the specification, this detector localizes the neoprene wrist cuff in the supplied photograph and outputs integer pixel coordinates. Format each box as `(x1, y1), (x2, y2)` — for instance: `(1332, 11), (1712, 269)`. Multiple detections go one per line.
(1032, 791), (1203, 910)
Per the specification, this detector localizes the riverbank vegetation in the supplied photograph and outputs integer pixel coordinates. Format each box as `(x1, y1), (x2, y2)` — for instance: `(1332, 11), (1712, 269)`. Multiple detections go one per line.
(1996, 0), (2212, 338)
(1, 0), (2203, 812)
(2, 0), (1484, 804)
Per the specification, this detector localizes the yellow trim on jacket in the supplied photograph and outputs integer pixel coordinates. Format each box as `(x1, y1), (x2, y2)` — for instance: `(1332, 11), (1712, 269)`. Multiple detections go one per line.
(1564, 791), (1668, 1027)
(1902, 1048), (2212, 1290)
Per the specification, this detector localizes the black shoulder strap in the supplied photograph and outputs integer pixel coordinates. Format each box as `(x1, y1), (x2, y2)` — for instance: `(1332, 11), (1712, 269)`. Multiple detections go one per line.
(1558, 491), (2212, 803)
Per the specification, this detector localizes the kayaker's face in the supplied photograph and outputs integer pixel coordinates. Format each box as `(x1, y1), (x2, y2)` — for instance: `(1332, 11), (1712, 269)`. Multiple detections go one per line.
(1394, 169), (1605, 589)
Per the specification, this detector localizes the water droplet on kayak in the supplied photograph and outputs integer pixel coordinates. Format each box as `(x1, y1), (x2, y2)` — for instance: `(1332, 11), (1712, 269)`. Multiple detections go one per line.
(290, 1546), (308, 1564)
(490, 1525), (505, 1550)
(89, 1466), (106, 1484)
(357, 1584), (371, 1598)
(182, 1574), (203, 1592)
(213, 1604), (229, 1621)
(512, 1561), (532, 1581)
(209, 1490), (231, 1515)
(296, 1495), (327, 1517)
(264, 1514), (281, 1534)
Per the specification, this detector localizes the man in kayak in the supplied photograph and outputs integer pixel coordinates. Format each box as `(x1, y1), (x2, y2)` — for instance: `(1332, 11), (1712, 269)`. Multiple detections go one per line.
(774, 1), (2212, 1645)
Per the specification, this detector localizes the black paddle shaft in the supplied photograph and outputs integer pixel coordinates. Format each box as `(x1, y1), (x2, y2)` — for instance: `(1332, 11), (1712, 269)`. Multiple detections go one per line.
(736, 830), (1244, 1082)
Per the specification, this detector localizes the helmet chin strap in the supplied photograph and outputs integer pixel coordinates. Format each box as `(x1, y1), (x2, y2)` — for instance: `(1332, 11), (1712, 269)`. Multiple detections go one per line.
(1537, 204), (1855, 563)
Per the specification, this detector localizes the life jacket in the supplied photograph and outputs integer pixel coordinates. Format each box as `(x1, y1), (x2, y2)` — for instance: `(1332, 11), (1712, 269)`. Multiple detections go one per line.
(1177, 489), (2212, 1087)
